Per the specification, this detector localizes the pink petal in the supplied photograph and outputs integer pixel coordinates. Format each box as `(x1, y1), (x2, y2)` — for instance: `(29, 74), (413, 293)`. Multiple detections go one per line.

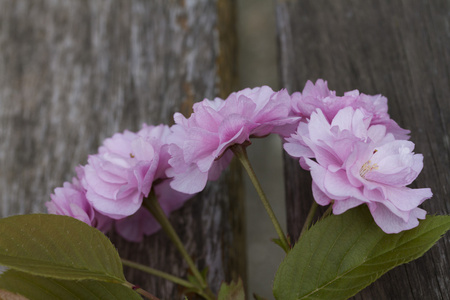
(217, 115), (252, 152)
(84, 163), (121, 198)
(169, 163), (209, 194)
(330, 107), (355, 132)
(131, 137), (156, 161)
(306, 159), (328, 195)
(323, 169), (365, 201)
(183, 128), (219, 163)
(369, 203), (426, 234)
(308, 109), (333, 143)
(86, 189), (141, 219)
(384, 187), (432, 211)
(332, 197), (365, 215)
(311, 182), (332, 206)
(283, 140), (314, 158)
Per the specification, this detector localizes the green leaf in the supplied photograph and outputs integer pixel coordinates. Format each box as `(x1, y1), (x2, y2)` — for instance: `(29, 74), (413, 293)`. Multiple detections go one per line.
(0, 269), (141, 300)
(0, 214), (124, 283)
(218, 278), (245, 300)
(273, 206), (450, 300)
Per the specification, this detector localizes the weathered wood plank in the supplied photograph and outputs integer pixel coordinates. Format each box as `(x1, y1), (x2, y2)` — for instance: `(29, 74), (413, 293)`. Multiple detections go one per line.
(276, 0), (449, 299)
(0, 0), (244, 298)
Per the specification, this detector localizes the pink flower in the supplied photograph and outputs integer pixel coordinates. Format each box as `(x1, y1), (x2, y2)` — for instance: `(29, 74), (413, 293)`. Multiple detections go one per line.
(290, 79), (410, 139)
(47, 179), (94, 225)
(82, 130), (159, 219)
(285, 107), (432, 233)
(167, 86), (299, 194)
(72, 123), (193, 241)
(82, 124), (192, 220)
(46, 169), (113, 233)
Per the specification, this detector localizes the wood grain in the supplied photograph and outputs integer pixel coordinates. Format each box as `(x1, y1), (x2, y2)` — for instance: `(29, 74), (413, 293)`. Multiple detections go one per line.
(0, 0), (244, 298)
(276, 0), (449, 299)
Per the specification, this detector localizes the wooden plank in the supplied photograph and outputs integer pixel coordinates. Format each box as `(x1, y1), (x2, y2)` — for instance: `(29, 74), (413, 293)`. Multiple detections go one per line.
(0, 0), (244, 298)
(276, 0), (449, 299)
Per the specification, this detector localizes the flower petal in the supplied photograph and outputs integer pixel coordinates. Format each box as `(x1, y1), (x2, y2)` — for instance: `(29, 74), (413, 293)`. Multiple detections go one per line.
(369, 203), (426, 234)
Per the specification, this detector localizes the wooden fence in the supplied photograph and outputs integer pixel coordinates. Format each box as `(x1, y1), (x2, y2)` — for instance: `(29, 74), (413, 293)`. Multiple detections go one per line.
(278, 1), (449, 299)
(0, 1), (244, 299)
(0, 0), (448, 299)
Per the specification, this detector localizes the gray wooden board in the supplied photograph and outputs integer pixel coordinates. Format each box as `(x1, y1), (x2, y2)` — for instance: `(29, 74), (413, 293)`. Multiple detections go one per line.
(276, 0), (449, 299)
(0, 1), (244, 299)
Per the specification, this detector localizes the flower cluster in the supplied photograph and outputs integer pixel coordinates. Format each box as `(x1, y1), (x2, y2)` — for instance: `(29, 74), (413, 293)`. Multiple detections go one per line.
(47, 81), (432, 238)
(167, 86), (298, 194)
(47, 124), (191, 242)
(284, 80), (432, 233)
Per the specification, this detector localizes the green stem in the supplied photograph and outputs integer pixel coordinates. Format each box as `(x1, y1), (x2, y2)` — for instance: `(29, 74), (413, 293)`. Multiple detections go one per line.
(124, 281), (160, 300)
(121, 258), (195, 289)
(231, 144), (290, 253)
(299, 201), (318, 238)
(143, 193), (214, 300)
